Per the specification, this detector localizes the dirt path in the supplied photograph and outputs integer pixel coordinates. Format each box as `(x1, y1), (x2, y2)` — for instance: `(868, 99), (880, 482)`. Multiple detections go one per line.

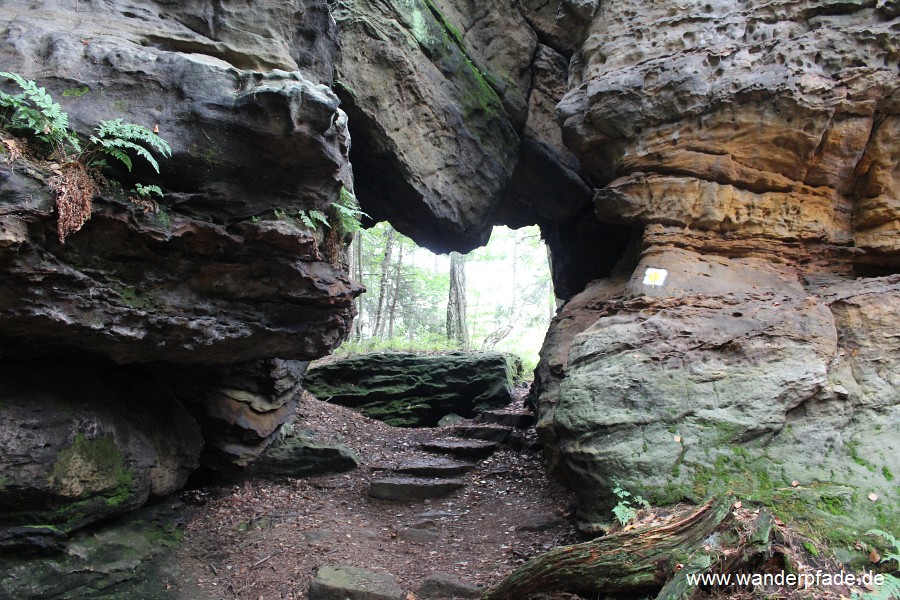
(172, 390), (579, 599)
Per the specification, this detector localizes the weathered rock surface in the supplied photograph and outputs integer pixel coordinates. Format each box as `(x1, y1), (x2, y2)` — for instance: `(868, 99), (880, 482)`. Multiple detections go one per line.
(530, 0), (900, 550)
(0, 358), (202, 542)
(0, 500), (192, 600)
(309, 565), (405, 600)
(418, 571), (482, 599)
(332, 0), (520, 253)
(368, 476), (465, 501)
(250, 432), (359, 479)
(420, 439), (499, 460)
(304, 352), (520, 426)
(0, 0), (361, 365)
(0, 0), (363, 566)
(178, 359), (310, 470)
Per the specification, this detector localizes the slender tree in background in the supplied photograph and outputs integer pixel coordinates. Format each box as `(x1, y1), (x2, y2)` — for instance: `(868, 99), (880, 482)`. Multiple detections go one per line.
(446, 251), (469, 348)
(372, 226), (395, 338)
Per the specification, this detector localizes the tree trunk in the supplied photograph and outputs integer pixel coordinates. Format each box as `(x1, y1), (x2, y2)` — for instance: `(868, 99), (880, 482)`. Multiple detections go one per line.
(482, 496), (783, 600)
(446, 251), (468, 348)
(387, 241), (404, 339)
(350, 230), (363, 341)
(372, 227), (395, 338)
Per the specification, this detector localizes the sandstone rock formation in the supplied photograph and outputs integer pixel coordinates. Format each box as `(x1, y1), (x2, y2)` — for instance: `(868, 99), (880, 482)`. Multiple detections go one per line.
(0, 0), (897, 583)
(0, 0), (361, 552)
(532, 0), (900, 545)
(304, 352), (521, 426)
(0, 357), (202, 547)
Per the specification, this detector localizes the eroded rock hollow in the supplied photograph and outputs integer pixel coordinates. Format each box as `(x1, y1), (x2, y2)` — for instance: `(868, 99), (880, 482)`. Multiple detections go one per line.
(0, 0), (897, 580)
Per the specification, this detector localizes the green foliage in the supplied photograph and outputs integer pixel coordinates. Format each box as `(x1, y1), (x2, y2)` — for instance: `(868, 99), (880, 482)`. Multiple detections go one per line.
(88, 118), (171, 173)
(299, 209), (329, 230)
(62, 86), (90, 98)
(611, 482), (650, 526)
(274, 208), (330, 230)
(331, 187), (368, 234)
(346, 224), (553, 374)
(132, 183), (163, 200)
(0, 71), (81, 154)
(0, 72), (172, 240)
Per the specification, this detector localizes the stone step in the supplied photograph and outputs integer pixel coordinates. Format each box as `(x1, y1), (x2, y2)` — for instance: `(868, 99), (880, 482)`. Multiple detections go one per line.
(309, 565), (404, 600)
(450, 424), (513, 443)
(478, 409), (535, 429)
(368, 476), (465, 501)
(392, 457), (475, 478)
(420, 438), (499, 459)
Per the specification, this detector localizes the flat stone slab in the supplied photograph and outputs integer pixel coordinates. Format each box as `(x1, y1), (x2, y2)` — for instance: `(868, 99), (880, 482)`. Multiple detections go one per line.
(309, 565), (405, 600)
(368, 476), (465, 501)
(451, 424), (512, 443)
(393, 457), (474, 478)
(420, 439), (499, 459)
(418, 572), (483, 599)
(478, 409), (535, 429)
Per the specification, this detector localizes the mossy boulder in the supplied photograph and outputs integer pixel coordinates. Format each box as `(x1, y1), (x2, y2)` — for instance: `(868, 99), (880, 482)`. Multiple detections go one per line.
(537, 255), (900, 559)
(0, 500), (190, 600)
(305, 352), (521, 426)
(0, 358), (202, 548)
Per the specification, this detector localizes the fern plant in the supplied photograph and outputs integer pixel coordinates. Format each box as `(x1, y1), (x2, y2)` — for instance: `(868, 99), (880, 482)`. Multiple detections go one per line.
(299, 209), (329, 230)
(87, 118), (171, 173)
(331, 186), (368, 234)
(0, 71), (81, 155)
(0, 72), (172, 242)
(854, 530), (900, 600)
(132, 183), (164, 200)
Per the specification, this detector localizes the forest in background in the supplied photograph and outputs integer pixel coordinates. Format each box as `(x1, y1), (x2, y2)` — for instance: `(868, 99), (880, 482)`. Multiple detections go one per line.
(339, 223), (556, 372)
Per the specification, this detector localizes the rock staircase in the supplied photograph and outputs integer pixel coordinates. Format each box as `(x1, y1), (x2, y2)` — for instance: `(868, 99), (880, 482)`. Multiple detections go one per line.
(366, 406), (534, 502)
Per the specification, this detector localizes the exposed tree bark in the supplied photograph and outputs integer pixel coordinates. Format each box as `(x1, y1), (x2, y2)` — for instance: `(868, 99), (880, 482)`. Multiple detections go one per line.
(372, 226), (395, 338)
(482, 497), (782, 600)
(446, 251), (468, 348)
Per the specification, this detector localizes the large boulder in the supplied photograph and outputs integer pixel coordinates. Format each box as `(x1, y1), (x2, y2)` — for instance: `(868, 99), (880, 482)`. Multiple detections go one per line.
(0, 0), (361, 365)
(304, 352), (521, 426)
(0, 358), (202, 546)
(0, 0), (362, 557)
(532, 0), (900, 550)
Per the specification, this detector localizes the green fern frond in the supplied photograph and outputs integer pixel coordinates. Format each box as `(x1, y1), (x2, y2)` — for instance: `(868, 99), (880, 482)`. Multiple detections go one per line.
(853, 575), (900, 600)
(132, 183), (163, 199)
(89, 136), (159, 172)
(0, 71), (81, 153)
(298, 211), (316, 229)
(308, 209), (330, 228)
(867, 529), (900, 565)
(95, 118), (171, 157)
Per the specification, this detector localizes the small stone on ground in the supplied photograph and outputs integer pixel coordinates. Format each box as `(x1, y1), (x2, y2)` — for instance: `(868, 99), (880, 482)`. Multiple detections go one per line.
(309, 565), (405, 600)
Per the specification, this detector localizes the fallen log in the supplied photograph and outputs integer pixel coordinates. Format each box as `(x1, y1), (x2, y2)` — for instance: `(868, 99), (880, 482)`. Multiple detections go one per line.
(483, 496), (781, 600)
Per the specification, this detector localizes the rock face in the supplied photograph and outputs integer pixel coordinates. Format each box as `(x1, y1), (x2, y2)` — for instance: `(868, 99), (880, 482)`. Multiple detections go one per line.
(533, 0), (900, 546)
(0, 0), (361, 365)
(0, 358), (202, 544)
(0, 0), (362, 556)
(304, 352), (521, 426)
